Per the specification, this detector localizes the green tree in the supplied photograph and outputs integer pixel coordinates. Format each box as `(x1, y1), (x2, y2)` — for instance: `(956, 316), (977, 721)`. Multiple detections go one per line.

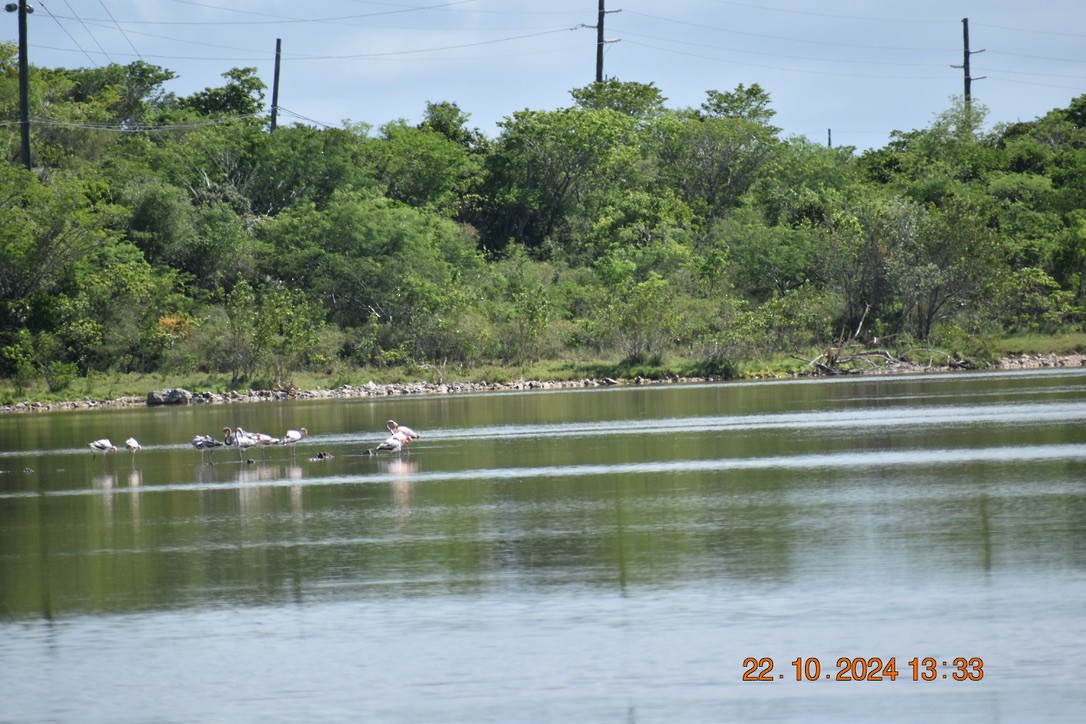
(180, 67), (266, 117)
(570, 78), (667, 120)
(419, 101), (487, 151)
(593, 270), (675, 364)
(884, 197), (1003, 339)
(0, 166), (127, 339)
(657, 114), (778, 220)
(365, 120), (481, 215)
(701, 83), (778, 127)
(245, 123), (378, 215)
(481, 107), (640, 254)
(223, 280), (259, 383)
(62, 61), (178, 127)
(258, 187), (484, 360)
(252, 284), (323, 385)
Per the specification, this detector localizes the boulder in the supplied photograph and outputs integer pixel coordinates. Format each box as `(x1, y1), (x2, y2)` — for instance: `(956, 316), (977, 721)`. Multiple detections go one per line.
(146, 388), (193, 406)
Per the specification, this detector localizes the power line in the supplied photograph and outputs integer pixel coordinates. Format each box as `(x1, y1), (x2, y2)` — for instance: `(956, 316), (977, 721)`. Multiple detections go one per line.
(621, 10), (958, 53)
(2, 113), (268, 132)
(57, 1), (115, 63)
(48, 0), (481, 27)
(618, 30), (952, 70)
(620, 40), (946, 81)
(35, 1), (100, 67)
(96, 0), (143, 60)
(32, 20), (582, 64)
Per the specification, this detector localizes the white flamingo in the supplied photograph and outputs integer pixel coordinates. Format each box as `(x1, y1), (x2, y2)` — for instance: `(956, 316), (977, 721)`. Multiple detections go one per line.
(386, 420), (419, 443)
(192, 434), (224, 465)
(227, 427), (258, 462)
(280, 427), (308, 458)
(374, 430), (409, 454)
(88, 439), (117, 455)
(250, 431), (280, 459)
(125, 437), (141, 454)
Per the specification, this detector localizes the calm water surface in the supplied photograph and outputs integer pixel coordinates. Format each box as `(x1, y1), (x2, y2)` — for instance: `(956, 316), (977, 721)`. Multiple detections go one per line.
(2, 369), (1085, 722)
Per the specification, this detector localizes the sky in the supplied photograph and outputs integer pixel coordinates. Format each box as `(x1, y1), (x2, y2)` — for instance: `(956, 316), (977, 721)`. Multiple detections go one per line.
(6, 0), (1086, 150)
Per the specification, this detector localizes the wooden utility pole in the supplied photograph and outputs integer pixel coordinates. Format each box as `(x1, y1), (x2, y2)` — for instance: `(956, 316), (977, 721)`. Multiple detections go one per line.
(589, 0), (619, 82)
(5, 0), (33, 169)
(270, 38), (282, 132)
(951, 18), (985, 104)
(595, 0), (605, 82)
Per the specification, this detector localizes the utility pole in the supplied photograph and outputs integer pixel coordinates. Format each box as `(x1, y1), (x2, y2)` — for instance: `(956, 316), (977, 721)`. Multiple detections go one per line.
(588, 0), (620, 83)
(5, 1), (33, 169)
(951, 17), (985, 105)
(595, 0), (605, 82)
(270, 38), (282, 132)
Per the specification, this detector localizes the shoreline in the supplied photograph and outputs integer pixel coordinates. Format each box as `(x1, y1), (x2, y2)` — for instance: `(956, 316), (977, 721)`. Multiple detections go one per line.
(3, 352), (1083, 414)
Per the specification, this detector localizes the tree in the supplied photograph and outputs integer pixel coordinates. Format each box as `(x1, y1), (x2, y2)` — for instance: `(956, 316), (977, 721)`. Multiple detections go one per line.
(570, 78), (667, 120)
(720, 210), (822, 300)
(244, 123), (378, 215)
(419, 101), (487, 151)
(592, 270), (675, 364)
(701, 83), (778, 128)
(62, 61), (178, 127)
(884, 197), (1003, 339)
(257, 187), (484, 357)
(0, 166), (127, 338)
(657, 114), (779, 220)
(252, 284), (322, 385)
(365, 120), (481, 216)
(180, 67), (266, 117)
(481, 107), (640, 253)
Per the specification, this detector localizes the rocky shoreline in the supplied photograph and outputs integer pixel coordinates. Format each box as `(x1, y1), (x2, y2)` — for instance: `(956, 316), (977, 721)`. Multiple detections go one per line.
(2, 353), (1083, 414)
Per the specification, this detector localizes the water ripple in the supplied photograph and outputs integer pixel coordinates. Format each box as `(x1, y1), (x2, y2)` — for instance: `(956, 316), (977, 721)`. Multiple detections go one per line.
(4, 443), (1083, 500)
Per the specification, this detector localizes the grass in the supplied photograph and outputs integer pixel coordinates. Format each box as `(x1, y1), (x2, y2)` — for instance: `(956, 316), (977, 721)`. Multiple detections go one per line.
(2, 332), (1083, 407)
(986, 331), (1086, 356)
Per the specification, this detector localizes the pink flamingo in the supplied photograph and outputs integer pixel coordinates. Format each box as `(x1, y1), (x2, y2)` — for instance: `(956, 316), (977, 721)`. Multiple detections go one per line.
(386, 420), (420, 445)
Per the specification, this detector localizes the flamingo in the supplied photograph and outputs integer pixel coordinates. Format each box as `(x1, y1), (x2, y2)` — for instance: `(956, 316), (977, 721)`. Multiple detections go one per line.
(373, 430), (409, 454)
(192, 434), (224, 465)
(88, 439), (117, 455)
(250, 431), (280, 459)
(125, 437), (141, 454)
(280, 428), (308, 459)
(386, 420), (419, 443)
(227, 427), (258, 462)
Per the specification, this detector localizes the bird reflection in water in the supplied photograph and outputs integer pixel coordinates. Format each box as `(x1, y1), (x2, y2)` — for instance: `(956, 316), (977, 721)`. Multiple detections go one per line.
(287, 465), (305, 529)
(127, 468), (143, 532)
(383, 458), (418, 519)
(92, 471), (117, 524)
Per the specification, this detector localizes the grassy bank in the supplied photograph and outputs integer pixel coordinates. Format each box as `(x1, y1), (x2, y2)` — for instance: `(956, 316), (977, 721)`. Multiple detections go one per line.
(2, 333), (1085, 408)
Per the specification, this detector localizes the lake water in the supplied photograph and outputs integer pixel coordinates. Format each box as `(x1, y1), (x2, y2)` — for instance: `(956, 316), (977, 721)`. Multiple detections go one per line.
(2, 369), (1085, 722)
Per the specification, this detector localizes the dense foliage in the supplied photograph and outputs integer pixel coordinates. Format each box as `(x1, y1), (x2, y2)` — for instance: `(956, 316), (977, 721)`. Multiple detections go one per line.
(3, 50), (1084, 391)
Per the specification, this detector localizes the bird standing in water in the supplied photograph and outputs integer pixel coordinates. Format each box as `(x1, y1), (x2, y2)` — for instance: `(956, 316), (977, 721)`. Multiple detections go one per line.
(192, 434), (224, 465)
(250, 431), (280, 459)
(124, 438), (141, 466)
(386, 420), (419, 445)
(374, 430), (409, 454)
(88, 439), (117, 455)
(226, 427), (258, 462)
(280, 428), (308, 459)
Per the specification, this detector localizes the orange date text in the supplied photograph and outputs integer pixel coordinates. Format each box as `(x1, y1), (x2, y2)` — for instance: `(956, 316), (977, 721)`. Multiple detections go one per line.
(741, 656), (984, 682)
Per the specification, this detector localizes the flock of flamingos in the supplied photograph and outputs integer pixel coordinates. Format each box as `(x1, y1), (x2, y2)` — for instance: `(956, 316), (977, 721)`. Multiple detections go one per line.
(85, 420), (420, 464)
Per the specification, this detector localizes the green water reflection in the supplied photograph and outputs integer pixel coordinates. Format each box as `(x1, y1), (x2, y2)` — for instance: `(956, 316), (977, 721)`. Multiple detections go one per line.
(2, 370), (1085, 621)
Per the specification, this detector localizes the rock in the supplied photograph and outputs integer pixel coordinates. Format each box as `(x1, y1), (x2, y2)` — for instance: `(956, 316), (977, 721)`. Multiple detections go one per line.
(146, 388), (193, 406)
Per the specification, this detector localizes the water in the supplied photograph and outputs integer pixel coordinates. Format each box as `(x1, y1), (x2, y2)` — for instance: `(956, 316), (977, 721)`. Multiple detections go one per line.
(2, 369), (1085, 722)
